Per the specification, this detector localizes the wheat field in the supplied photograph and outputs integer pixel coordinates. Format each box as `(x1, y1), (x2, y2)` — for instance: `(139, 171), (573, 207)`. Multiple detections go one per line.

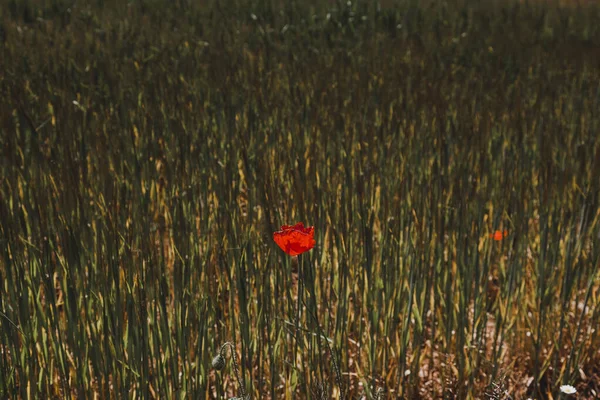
(1, 0), (600, 398)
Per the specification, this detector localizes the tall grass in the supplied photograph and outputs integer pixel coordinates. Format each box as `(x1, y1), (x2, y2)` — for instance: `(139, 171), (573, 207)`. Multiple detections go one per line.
(1, 0), (600, 398)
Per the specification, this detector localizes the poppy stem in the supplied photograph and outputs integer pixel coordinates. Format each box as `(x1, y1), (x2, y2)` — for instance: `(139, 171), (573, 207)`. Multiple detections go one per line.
(293, 255), (303, 369)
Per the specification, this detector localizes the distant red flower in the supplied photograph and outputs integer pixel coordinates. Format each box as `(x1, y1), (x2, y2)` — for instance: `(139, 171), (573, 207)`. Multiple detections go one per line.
(273, 222), (316, 256)
(490, 230), (509, 241)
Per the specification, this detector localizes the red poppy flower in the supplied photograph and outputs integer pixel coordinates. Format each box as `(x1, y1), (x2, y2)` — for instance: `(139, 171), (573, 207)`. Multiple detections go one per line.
(273, 222), (316, 256)
(489, 230), (509, 241)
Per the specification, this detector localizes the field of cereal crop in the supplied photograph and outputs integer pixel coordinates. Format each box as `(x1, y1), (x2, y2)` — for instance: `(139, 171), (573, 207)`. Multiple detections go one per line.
(1, 0), (600, 398)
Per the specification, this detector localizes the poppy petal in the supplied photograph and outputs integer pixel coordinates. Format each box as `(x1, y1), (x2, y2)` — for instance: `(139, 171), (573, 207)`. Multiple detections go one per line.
(490, 230), (509, 241)
(273, 223), (316, 256)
